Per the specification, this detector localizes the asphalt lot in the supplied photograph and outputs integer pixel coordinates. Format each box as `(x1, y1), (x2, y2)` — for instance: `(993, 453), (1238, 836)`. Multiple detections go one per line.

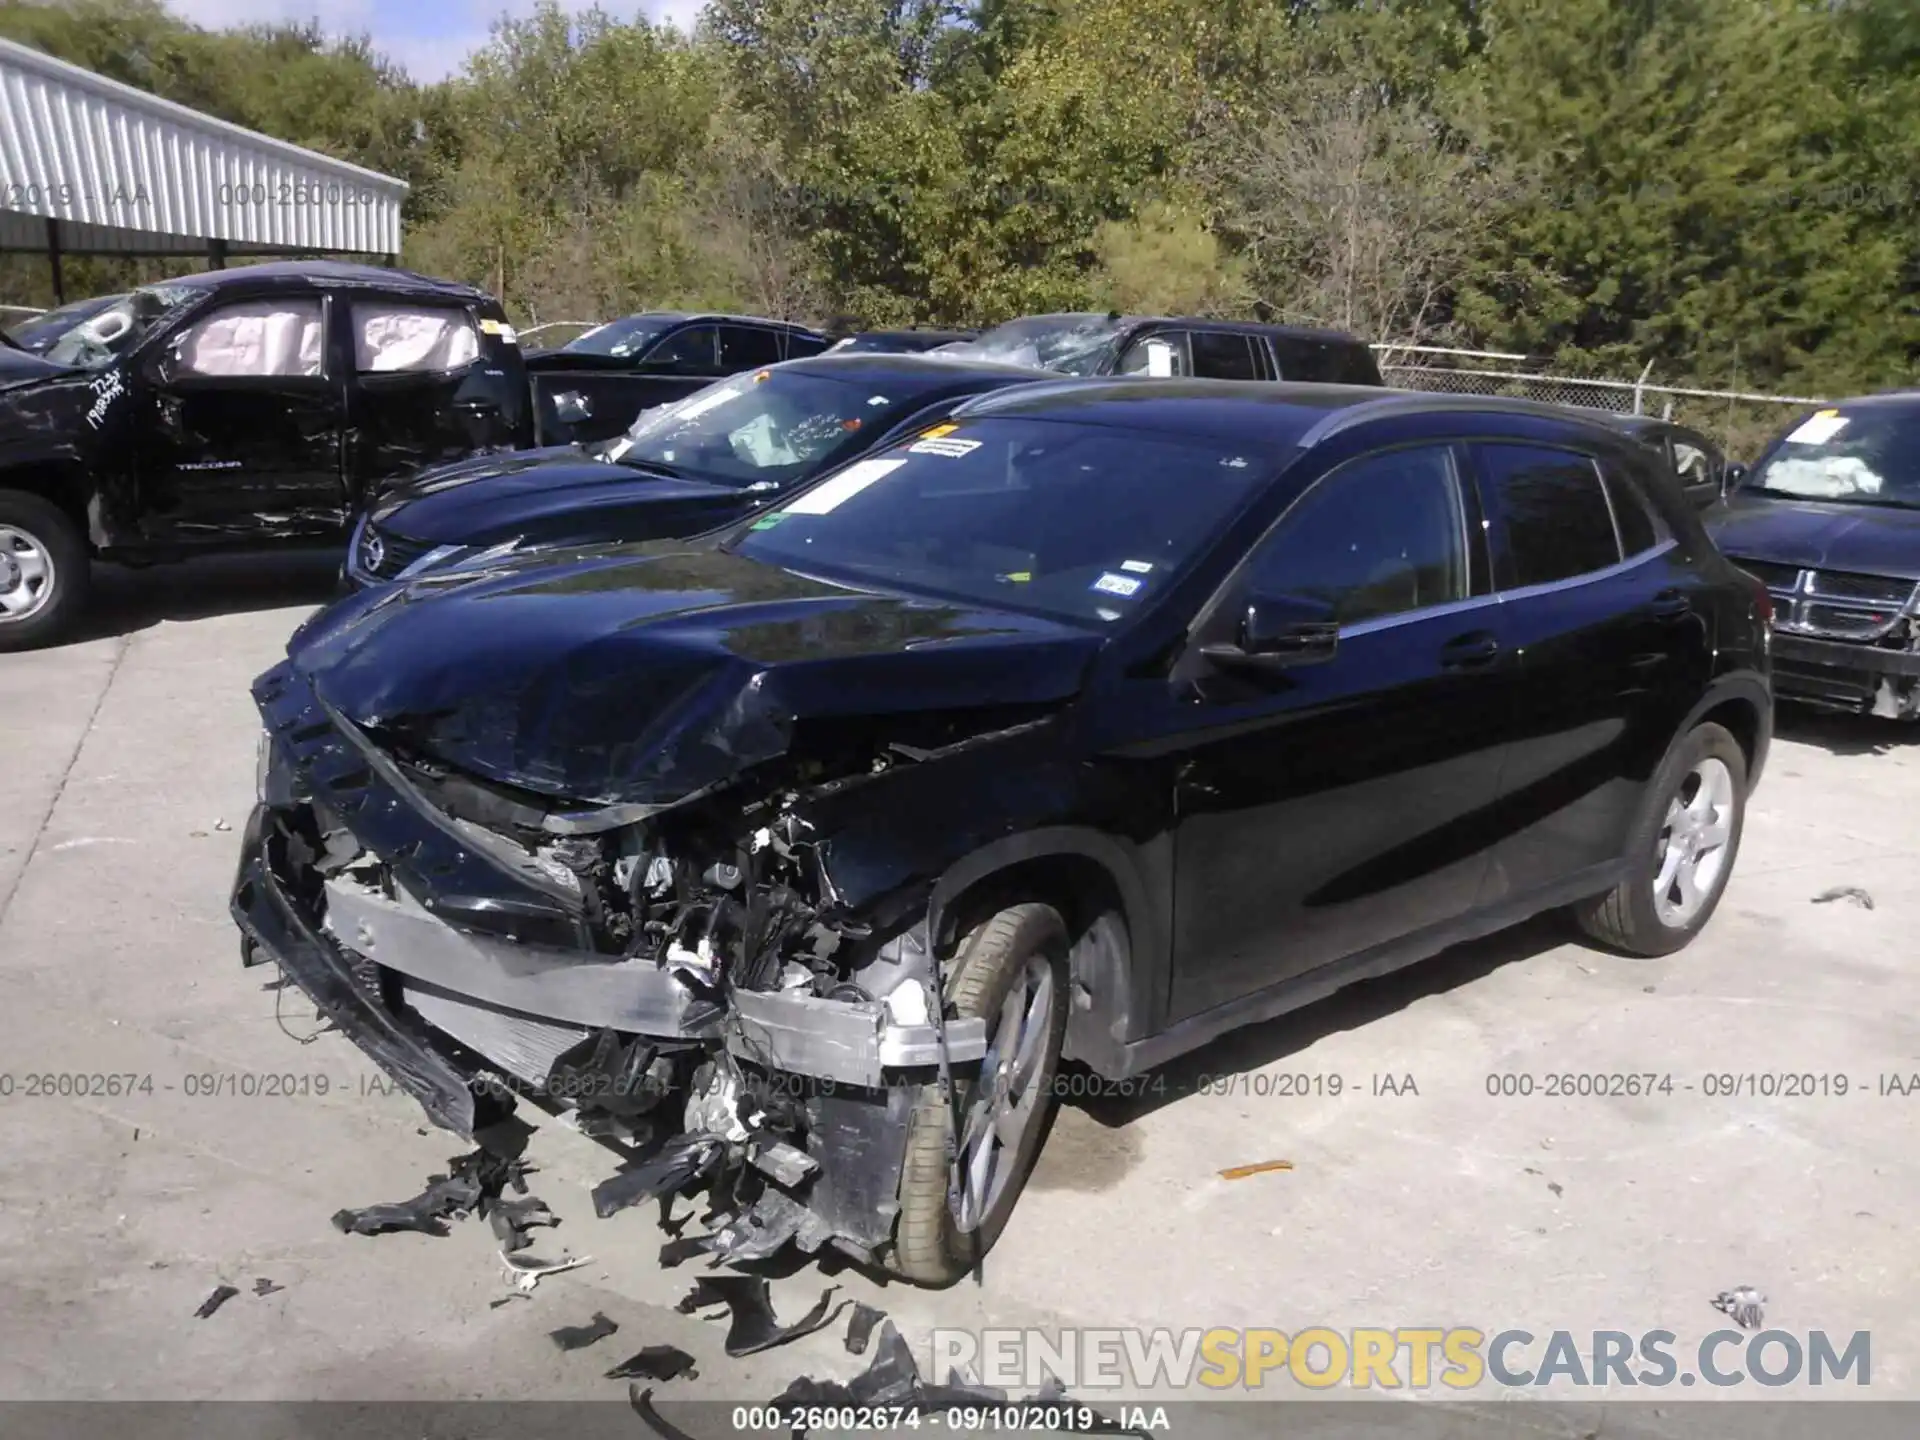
(2, 553), (1917, 1430)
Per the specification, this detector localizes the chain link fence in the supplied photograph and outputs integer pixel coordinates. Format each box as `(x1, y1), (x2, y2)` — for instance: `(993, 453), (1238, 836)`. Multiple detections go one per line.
(1373, 346), (1825, 459)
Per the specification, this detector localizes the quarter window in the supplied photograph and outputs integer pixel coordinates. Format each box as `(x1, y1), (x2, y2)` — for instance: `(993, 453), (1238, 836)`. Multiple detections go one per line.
(1478, 444), (1622, 589)
(1242, 445), (1470, 626)
(351, 303), (480, 373)
(171, 299), (324, 378)
(1600, 460), (1668, 556)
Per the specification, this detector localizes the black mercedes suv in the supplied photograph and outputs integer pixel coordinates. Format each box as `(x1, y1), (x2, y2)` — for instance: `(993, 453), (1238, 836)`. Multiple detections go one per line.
(234, 381), (1771, 1287)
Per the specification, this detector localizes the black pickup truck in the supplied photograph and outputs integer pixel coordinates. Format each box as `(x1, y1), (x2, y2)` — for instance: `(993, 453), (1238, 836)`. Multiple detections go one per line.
(0, 260), (532, 650)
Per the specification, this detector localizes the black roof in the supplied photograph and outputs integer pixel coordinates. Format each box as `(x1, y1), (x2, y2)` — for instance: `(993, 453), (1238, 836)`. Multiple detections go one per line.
(600, 310), (826, 337)
(1607, 413), (1718, 445)
(1806, 388), (1920, 411)
(156, 260), (489, 303)
(982, 312), (1370, 346)
(953, 378), (1672, 450)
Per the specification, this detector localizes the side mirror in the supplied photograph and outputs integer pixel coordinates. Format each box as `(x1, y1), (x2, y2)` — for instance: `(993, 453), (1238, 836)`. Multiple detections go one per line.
(552, 390), (592, 425)
(1201, 591), (1340, 674)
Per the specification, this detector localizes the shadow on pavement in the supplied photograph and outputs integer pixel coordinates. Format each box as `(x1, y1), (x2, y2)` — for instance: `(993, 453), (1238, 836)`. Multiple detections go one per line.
(72, 547), (347, 644)
(1773, 705), (1915, 757)
(1068, 911), (1572, 1128)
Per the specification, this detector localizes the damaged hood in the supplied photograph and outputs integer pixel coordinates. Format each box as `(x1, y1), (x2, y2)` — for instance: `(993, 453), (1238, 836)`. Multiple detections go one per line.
(1710, 494), (1920, 581)
(0, 344), (78, 393)
(287, 545), (1102, 807)
(369, 448), (753, 550)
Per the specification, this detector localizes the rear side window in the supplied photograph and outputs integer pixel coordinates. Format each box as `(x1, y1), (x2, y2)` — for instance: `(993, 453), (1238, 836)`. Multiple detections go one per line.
(718, 325), (785, 368)
(1477, 444), (1622, 589)
(351, 303), (481, 373)
(783, 332), (829, 359)
(1188, 331), (1263, 381)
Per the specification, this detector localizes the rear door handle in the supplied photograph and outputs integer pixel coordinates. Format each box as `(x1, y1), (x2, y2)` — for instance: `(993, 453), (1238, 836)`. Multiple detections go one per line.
(1649, 588), (1691, 621)
(1439, 630), (1500, 669)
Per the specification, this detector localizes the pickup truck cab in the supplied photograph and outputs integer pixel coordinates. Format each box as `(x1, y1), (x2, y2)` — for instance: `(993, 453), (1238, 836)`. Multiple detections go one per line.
(934, 313), (1384, 385)
(0, 260), (532, 650)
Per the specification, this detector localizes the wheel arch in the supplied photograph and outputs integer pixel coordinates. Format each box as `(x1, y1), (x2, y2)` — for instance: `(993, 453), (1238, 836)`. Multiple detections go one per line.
(925, 827), (1164, 1080)
(1683, 669), (1771, 791)
(0, 455), (94, 549)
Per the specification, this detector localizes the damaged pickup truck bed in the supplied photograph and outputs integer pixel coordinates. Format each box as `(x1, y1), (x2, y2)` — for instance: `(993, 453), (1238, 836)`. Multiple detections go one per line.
(233, 380), (1771, 1284)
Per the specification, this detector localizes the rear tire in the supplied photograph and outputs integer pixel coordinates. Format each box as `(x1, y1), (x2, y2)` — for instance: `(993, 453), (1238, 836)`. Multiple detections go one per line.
(889, 902), (1069, 1286)
(1575, 721), (1746, 956)
(0, 489), (90, 652)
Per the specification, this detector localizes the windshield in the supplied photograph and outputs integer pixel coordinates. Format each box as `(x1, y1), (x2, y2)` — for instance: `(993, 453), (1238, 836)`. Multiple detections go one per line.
(43, 286), (194, 370)
(606, 367), (930, 489)
(562, 315), (677, 359)
(936, 315), (1125, 375)
(1748, 406), (1920, 509)
(731, 415), (1278, 625)
(6, 295), (118, 352)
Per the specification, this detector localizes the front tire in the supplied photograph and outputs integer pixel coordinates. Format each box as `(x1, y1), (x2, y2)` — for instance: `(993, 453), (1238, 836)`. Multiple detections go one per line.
(0, 490), (90, 652)
(1576, 721), (1747, 956)
(889, 902), (1070, 1286)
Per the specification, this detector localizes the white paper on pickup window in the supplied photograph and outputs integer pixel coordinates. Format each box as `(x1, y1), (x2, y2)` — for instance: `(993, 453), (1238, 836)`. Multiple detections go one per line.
(1786, 411), (1849, 446)
(785, 458), (909, 514)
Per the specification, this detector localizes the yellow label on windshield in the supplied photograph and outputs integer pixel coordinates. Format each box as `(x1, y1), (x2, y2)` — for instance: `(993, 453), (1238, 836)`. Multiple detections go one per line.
(919, 423), (959, 439)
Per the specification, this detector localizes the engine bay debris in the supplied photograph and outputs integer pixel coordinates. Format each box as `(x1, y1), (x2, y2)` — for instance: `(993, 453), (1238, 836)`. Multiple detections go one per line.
(548, 1311), (620, 1351)
(606, 1344), (700, 1382)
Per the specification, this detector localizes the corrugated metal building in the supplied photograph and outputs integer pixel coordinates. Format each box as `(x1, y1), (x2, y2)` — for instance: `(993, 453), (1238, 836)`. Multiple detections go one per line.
(0, 36), (406, 299)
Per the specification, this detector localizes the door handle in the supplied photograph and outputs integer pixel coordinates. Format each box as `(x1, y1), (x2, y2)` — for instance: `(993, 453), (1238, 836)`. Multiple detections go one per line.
(1439, 630), (1500, 668)
(1648, 588), (1691, 621)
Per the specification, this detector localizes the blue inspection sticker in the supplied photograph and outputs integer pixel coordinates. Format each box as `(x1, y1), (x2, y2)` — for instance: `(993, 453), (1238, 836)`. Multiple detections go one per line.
(1091, 572), (1144, 598)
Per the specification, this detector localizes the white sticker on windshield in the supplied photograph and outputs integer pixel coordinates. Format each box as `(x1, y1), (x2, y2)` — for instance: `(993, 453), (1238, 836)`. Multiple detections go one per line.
(1091, 572), (1144, 598)
(667, 384), (746, 424)
(785, 458), (908, 514)
(1120, 559), (1154, 574)
(1145, 340), (1176, 377)
(1786, 410), (1849, 446)
(910, 436), (981, 459)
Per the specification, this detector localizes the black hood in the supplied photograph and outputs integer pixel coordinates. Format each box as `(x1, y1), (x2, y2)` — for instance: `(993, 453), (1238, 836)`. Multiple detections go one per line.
(288, 545), (1102, 808)
(0, 345), (77, 391)
(371, 447), (752, 549)
(1709, 493), (1920, 582)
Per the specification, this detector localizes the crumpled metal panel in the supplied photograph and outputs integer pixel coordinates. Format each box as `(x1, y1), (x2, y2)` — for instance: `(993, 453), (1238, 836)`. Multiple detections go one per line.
(0, 38), (404, 254)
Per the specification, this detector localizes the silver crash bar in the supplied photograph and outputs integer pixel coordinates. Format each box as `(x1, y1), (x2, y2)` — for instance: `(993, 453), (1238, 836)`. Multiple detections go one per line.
(727, 988), (988, 1089)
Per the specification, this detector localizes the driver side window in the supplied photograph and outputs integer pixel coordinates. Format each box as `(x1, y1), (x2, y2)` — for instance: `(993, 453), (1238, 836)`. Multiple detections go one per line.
(1117, 332), (1191, 377)
(643, 325), (719, 376)
(171, 299), (325, 379)
(1242, 445), (1470, 627)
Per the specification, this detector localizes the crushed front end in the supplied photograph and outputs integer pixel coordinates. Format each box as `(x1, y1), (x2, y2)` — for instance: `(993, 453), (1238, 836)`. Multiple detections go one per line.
(231, 659), (991, 1267)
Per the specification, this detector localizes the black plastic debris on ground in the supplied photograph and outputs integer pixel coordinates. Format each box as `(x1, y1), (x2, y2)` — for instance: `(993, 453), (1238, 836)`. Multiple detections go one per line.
(606, 1345), (699, 1382)
(676, 1275), (844, 1357)
(1812, 885), (1875, 910)
(658, 1233), (713, 1269)
(194, 1284), (239, 1319)
(844, 1302), (884, 1356)
(252, 1277), (284, 1297)
(769, 1321), (1153, 1437)
(549, 1311), (620, 1351)
(488, 1195), (558, 1254)
(331, 1145), (543, 1242)
(629, 1385), (703, 1440)
(592, 1134), (723, 1219)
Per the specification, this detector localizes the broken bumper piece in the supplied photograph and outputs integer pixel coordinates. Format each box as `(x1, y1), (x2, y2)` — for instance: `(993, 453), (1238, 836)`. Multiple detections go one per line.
(230, 806), (482, 1137)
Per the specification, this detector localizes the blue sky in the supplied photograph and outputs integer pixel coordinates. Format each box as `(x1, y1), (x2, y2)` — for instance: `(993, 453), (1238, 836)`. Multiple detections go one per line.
(167, 0), (707, 82)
